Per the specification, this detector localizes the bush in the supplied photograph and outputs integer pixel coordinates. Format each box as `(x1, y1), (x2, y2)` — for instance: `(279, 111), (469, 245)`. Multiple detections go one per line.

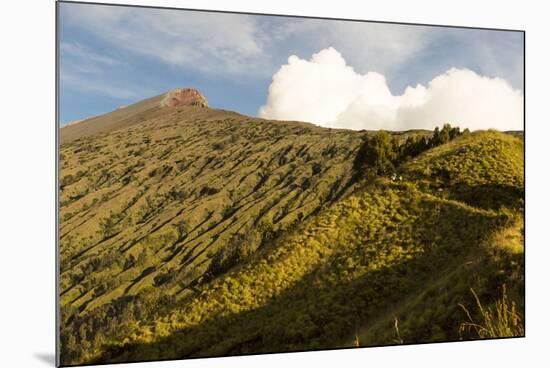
(97, 212), (122, 239)
(354, 125), (464, 179)
(221, 203), (237, 220)
(354, 131), (399, 177)
(258, 219), (276, 244)
(200, 186), (219, 197)
(205, 233), (252, 279)
(154, 271), (174, 287)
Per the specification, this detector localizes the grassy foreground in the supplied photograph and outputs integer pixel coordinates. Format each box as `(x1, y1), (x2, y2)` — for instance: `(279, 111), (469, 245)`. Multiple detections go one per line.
(59, 104), (524, 365)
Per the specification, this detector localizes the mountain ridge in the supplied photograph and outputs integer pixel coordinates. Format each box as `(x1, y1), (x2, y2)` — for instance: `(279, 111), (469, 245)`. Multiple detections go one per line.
(61, 88), (210, 144)
(59, 88), (524, 365)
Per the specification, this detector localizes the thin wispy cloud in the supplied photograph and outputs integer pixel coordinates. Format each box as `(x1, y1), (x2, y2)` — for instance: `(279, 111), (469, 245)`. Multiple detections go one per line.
(60, 41), (139, 100)
(61, 4), (266, 75)
(58, 2), (523, 129)
(60, 71), (143, 100)
(279, 19), (433, 75)
(61, 43), (121, 68)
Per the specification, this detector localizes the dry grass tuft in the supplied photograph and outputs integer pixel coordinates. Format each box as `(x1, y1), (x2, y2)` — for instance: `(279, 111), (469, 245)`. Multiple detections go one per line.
(459, 285), (524, 339)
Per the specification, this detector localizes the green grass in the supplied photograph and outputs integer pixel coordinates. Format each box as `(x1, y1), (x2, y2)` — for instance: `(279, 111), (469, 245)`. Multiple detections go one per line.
(402, 131), (524, 210)
(59, 106), (524, 366)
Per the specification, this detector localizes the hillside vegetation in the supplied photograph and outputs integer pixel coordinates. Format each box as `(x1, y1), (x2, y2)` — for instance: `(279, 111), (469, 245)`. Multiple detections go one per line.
(59, 97), (524, 365)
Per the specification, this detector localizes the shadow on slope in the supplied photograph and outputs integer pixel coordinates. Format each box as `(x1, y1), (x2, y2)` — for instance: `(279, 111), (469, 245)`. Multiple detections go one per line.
(403, 131), (524, 211)
(89, 182), (519, 365)
(448, 183), (524, 211)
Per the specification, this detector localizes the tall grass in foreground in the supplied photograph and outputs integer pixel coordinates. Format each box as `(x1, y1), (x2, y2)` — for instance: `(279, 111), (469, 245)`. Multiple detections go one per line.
(459, 285), (524, 339)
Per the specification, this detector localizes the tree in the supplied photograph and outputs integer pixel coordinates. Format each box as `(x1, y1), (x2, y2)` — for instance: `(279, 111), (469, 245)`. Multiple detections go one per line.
(205, 232), (251, 280)
(258, 219), (276, 244)
(440, 124), (451, 144)
(400, 136), (429, 161)
(353, 125), (464, 181)
(431, 126), (441, 147)
(354, 131), (398, 177)
(221, 203), (237, 220)
(123, 254), (136, 270)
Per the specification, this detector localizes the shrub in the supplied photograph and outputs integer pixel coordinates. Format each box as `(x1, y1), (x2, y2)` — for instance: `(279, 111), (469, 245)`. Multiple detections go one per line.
(221, 203), (237, 220)
(312, 162), (323, 175)
(154, 271), (174, 287)
(97, 212), (121, 239)
(354, 131), (398, 177)
(258, 219), (276, 244)
(200, 186), (219, 197)
(354, 125), (464, 179)
(205, 233), (251, 279)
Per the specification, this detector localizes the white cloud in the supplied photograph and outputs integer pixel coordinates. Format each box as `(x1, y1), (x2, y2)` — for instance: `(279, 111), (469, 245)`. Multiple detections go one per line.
(60, 4), (433, 79)
(60, 42), (121, 68)
(259, 48), (523, 131)
(60, 3), (522, 91)
(61, 3), (265, 75)
(60, 71), (143, 100)
(260, 19), (431, 75)
(60, 42), (122, 76)
(59, 42), (144, 99)
(319, 21), (432, 75)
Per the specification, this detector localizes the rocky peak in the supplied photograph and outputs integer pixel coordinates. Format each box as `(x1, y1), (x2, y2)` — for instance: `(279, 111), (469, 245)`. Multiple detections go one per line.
(161, 88), (209, 108)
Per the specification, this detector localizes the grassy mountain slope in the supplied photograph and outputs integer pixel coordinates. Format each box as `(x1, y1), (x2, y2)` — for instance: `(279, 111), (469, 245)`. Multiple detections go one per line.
(85, 131), (523, 364)
(59, 106), (363, 315)
(59, 99), (524, 365)
(403, 131), (524, 210)
(60, 103), (372, 364)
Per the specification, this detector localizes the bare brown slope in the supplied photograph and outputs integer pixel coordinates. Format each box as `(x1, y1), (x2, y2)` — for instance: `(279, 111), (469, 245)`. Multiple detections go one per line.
(60, 88), (212, 144)
(60, 93), (166, 144)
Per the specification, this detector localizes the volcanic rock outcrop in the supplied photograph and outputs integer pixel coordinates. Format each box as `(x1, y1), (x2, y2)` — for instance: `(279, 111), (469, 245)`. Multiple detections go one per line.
(161, 88), (209, 108)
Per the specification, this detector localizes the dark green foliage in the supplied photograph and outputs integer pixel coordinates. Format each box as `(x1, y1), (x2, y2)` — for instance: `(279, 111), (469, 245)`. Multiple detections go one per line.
(97, 211), (124, 239)
(400, 136), (429, 160)
(148, 164), (173, 179)
(199, 185), (219, 196)
(171, 220), (189, 241)
(205, 233), (252, 280)
(60, 170), (87, 190)
(60, 174), (75, 189)
(257, 219), (276, 244)
(212, 142), (225, 150)
(312, 162), (323, 175)
(60, 293), (179, 365)
(153, 271), (174, 287)
(221, 203), (237, 220)
(430, 124), (461, 147)
(354, 131), (398, 176)
(354, 124), (465, 179)
(167, 187), (187, 201)
(123, 254), (136, 271)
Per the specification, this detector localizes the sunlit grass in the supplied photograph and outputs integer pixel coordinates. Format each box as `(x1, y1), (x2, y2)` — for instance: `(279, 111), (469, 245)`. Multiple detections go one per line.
(459, 285), (524, 339)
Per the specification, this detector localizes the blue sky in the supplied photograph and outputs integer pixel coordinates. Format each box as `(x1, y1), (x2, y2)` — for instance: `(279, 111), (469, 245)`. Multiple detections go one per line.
(58, 2), (523, 126)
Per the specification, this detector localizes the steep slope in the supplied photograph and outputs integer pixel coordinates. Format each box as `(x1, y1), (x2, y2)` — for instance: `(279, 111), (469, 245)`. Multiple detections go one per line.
(60, 125), (524, 364)
(403, 131), (524, 210)
(60, 88), (208, 144)
(59, 106), (363, 312)
(59, 94), (379, 364)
